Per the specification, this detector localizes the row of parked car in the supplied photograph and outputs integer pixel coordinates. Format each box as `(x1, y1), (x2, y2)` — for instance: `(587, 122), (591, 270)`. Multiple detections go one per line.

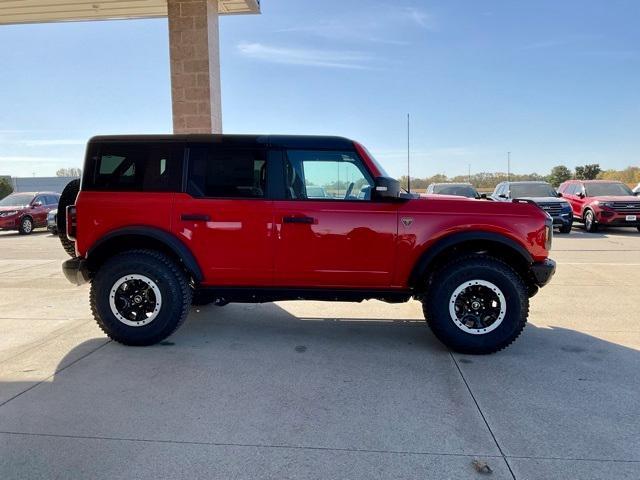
(426, 180), (640, 234)
(0, 191), (60, 235)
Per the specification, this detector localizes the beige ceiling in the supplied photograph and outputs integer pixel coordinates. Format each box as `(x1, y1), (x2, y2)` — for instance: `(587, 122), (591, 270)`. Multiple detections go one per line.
(0, 0), (260, 24)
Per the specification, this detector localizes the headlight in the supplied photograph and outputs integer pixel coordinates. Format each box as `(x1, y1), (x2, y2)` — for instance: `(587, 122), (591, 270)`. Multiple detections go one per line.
(596, 201), (614, 208)
(0, 210), (18, 217)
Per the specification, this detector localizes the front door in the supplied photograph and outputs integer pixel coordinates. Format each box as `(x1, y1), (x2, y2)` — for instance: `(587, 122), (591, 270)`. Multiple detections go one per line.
(173, 143), (274, 286)
(273, 149), (398, 288)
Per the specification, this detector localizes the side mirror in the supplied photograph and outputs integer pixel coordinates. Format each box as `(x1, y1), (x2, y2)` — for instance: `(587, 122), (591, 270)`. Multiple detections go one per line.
(498, 194), (507, 199)
(480, 193), (487, 199)
(556, 192), (563, 197)
(634, 192), (640, 196)
(32, 201), (42, 208)
(372, 177), (401, 201)
(577, 192), (585, 199)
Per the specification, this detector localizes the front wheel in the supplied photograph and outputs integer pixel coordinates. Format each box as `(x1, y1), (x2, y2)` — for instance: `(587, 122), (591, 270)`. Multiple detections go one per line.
(18, 216), (33, 235)
(584, 210), (598, 232)
(423, 255), (529, 354)
(90, 249), (192, 346)
(559, 223), (572, 234)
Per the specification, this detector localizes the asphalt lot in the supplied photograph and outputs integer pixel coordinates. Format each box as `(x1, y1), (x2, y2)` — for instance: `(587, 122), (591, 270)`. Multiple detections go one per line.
(0, 227), (638, 479)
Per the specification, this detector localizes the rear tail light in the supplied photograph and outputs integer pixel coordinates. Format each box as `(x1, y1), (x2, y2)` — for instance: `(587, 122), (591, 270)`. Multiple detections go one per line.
(544, 223), (553, 250)
(66, 205), (77, 240)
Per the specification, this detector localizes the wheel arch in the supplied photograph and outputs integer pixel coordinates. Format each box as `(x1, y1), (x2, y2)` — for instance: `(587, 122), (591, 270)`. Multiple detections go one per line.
(408, 231), (535, 295)
(85, 226), (203, 283)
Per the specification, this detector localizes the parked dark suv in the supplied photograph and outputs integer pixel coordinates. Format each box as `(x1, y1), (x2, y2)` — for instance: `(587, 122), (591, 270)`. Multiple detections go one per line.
(0, 192), (60, 234)
(491, 181), (573, 233)
(425, 183), (485, 199)
(58, 135), (555, 354)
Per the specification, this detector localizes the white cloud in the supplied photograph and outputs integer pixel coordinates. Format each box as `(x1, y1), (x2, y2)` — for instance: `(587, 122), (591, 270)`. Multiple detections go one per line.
(20, 139), (85, 147)
(237, 43), (373, 69)
(404, 7), (435, 29)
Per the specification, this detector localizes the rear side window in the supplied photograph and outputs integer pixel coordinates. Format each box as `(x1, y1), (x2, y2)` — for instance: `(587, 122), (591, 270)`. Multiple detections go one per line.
(186, 145), (266, 198)
(85, 143), (182, 192)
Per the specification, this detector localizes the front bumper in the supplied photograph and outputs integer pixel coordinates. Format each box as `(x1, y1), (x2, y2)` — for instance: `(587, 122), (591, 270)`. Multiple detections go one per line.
(62, 257), (90, 286)
(597, 212), (640, 227)
(0, 217), (17, 230)
(551, 213), (573, 227)
(531, 259), (556, 287)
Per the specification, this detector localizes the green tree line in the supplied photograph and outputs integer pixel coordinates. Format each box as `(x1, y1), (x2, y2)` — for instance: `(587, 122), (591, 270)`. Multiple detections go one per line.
(401, 164), (639, 190)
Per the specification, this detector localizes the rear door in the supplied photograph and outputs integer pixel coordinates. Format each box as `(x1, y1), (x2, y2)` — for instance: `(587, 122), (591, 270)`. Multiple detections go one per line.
(30, 195), (49, 226)
(273, 148), (398, 288)
(172, 142), (275, 286)
(563, 184), (582, 216)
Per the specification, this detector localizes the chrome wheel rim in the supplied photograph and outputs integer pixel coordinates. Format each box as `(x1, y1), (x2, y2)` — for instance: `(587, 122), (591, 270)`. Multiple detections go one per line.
(109, 274), (162, 327)
(22, 218), (32, 233)
(585, 212), (593, 229)
(449, 280), (506, 335)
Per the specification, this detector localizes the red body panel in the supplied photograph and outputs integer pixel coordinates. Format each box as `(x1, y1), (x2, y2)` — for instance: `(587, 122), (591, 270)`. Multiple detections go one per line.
(172, 194), (274, 286)
(273, 200), (397, 287)
(74, 191), (175, 256)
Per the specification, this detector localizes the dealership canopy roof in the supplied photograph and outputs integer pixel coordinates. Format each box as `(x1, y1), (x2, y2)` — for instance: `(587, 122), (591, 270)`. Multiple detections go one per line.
(0, 0), (260, 24)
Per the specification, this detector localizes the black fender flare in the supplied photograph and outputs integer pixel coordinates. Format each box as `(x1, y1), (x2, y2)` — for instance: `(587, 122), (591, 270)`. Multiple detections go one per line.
(86, 226), (203, 282)
(408, 231), (533, 287)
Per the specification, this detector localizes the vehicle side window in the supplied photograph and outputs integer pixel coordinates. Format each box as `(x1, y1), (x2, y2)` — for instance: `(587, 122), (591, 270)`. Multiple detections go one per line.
(187, 145), (266, 199)
(565, 184), (576, 195)
(33, 195), (45, 205)
(495, 184), (505, 197)
(45, 195), (58, 205)
(86, 143), (182, 192)
(284, 150), (373, 201)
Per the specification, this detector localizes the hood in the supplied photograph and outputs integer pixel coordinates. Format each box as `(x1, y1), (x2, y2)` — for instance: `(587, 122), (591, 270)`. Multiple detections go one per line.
(515, 196), (569, 204)
(419, 193), (474, 200)
(590, 195), (639, 202)
(0, 205), (27, 213)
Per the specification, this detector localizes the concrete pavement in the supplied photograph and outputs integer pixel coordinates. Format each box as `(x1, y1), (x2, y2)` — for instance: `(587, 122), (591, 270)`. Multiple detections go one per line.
(0, 227), (638, 479)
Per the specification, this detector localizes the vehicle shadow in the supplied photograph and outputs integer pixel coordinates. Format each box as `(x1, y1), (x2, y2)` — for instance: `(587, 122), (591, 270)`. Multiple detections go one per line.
(0, 230), (51, 238)
(566, 227), (639, 238)
(0, 302), (638, 477)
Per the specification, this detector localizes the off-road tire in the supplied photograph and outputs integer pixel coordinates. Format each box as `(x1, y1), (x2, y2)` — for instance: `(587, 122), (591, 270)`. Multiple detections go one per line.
(584, 210), (598, 233)
(57, 179), (80, 257)
(90, 249), (192, 346)
(423, 255), (529, 354)
(18, 216), (33, 235)
(559, 223), (572, 234)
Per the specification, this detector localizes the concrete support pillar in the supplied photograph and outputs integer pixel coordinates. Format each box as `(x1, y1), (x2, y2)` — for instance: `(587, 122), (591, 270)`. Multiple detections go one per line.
(167, 0), (222, 133)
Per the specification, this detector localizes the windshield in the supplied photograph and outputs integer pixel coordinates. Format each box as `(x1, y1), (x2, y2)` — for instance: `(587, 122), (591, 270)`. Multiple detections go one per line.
(510, 184), (557, 198)
(433, 184), (478, 198)
(585, 182), (633, 197)
(0, 194), (33, 207)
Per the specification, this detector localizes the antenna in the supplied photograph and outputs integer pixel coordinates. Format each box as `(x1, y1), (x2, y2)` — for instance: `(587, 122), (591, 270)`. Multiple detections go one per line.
(407, 113), (411, 193)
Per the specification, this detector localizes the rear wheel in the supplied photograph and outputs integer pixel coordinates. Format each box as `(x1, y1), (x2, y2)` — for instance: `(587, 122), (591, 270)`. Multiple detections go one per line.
(584, 210), (598, 233)
(90, 249), (192, 346)
(57, 179), (80, 257)
(18, 216), (33, 235)
(423, 255), (529, 354)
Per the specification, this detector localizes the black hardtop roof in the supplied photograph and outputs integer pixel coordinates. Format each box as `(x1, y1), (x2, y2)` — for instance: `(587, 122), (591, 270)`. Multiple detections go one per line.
(503, 181), (551, 185)
(429, 182), (474, 186)
(87, 134), (356, 150)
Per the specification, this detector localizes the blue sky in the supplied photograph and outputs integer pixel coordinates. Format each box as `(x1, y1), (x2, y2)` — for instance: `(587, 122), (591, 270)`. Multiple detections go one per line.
(0, 0), (639, 178)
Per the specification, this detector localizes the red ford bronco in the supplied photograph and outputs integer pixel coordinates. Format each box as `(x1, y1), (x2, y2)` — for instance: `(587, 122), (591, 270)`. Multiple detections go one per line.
(60, 135), (555, 354)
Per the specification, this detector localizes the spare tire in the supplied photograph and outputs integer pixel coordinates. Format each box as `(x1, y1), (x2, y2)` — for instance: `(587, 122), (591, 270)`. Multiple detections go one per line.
(57, 179), (80, 258)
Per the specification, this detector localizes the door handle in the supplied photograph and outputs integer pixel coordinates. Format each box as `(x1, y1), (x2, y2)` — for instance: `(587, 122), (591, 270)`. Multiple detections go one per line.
(283, 216), (315, 224)
(181, 214), (211, 222)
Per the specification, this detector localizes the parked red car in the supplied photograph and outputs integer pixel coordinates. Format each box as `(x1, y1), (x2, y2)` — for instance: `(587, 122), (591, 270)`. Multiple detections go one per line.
(59, 135), (555, 354)
(558, 180), (640, 232)
(0, 192), (60, 234)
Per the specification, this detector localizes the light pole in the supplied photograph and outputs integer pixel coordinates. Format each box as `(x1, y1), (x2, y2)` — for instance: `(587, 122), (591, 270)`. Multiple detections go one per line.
(507, 152), (511, 182)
